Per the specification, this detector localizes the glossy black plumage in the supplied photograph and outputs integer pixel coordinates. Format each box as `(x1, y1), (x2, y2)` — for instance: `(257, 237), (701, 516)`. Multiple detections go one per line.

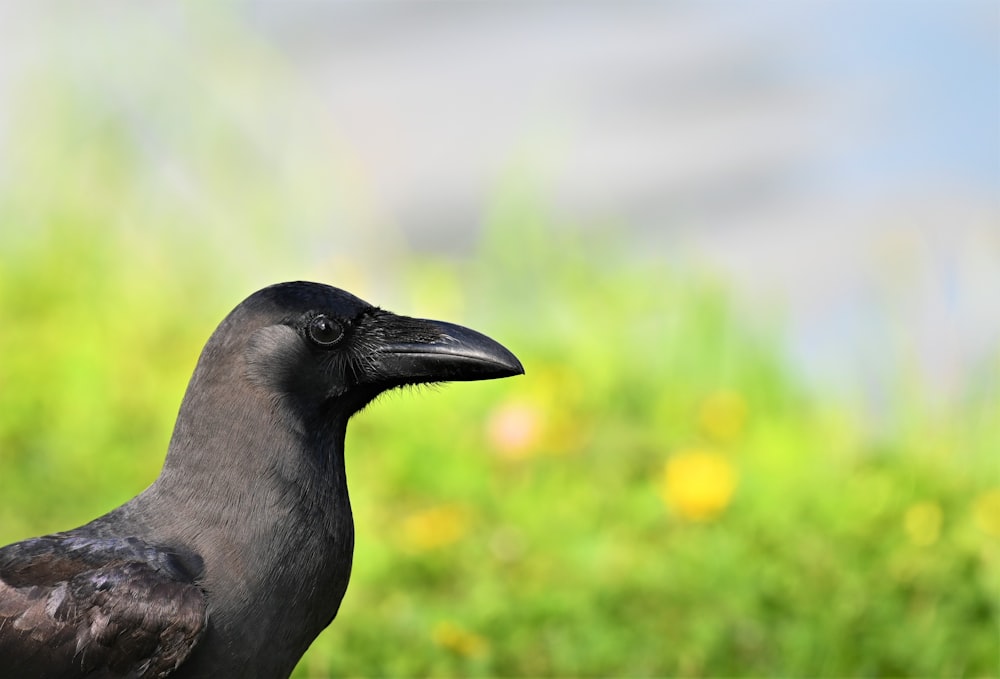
(0, 536), (205, 678)
(0, 282), (522, 678)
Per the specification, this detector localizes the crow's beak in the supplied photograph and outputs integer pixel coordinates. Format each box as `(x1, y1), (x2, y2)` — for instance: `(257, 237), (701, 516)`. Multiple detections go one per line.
(372, 316), (524, 384)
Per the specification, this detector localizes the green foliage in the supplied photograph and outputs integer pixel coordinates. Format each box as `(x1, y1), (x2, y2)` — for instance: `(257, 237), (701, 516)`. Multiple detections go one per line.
(0, 40), (997, 678)
(301, 225), (998, 678)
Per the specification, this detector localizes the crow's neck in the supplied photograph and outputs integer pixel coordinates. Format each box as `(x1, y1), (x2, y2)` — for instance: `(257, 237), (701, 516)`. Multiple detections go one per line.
(156, 373), (351, 523)
(138, 375), (356, 674)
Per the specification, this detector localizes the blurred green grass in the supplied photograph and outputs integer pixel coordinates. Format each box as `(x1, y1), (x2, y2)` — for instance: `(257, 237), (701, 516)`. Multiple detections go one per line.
(1, 30), (998, 678)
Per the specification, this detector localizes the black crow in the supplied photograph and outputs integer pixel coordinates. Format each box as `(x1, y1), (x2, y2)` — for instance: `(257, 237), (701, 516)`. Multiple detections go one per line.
(0, 281), (523, 678)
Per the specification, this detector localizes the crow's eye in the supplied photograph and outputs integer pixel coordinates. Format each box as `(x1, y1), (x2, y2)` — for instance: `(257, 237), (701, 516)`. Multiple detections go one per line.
(307, 315), (344, 347)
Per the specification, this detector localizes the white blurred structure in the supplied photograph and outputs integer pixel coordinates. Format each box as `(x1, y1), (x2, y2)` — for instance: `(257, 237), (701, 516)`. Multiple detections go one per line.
(1, 1), (997, 399)
(243, 1), (999, 398)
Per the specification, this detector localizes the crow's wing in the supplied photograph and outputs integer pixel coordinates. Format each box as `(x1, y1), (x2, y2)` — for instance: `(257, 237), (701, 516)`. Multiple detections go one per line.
(0, 534), (206, 678)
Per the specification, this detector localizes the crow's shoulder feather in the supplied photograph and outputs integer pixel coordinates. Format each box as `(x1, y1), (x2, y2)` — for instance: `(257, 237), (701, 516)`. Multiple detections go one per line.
(0, 534), (206, 678)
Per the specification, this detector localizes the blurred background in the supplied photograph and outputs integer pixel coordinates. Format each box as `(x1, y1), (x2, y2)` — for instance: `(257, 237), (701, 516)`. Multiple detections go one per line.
(0, 2), (997, 676)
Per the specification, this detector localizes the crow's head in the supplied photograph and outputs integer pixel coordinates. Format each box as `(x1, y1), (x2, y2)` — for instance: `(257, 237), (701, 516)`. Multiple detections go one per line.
(149, 281), (521, 670)
(192, 281), (523, 422)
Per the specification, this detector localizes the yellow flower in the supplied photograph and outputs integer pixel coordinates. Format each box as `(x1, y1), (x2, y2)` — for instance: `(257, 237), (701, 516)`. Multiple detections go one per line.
(399, 505), (470, 553)
(432, 620), (489, 658)
(904, 501), (942, 547)
(660, 449), (738, 521)
(973, 489), (1000, 539)
(698, 389), (748, 444)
